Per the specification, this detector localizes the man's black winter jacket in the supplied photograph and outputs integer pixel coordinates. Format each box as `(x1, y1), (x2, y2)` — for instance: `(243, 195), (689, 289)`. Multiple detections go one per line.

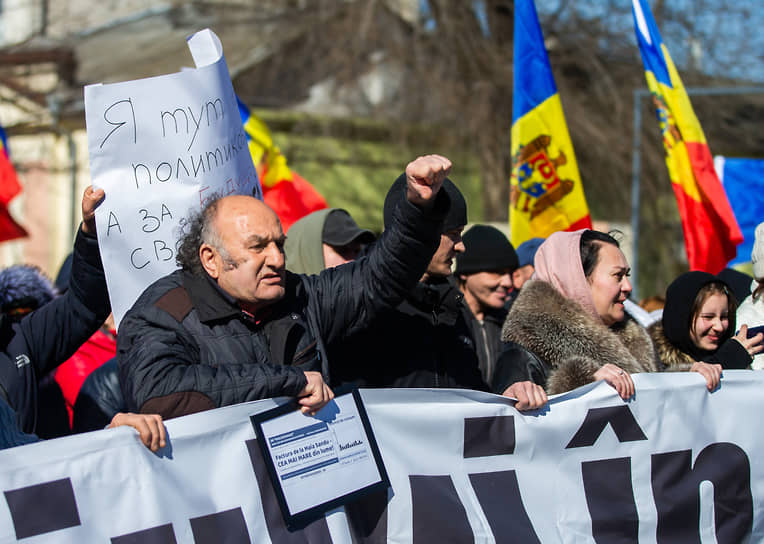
(117, 194), (448, 418)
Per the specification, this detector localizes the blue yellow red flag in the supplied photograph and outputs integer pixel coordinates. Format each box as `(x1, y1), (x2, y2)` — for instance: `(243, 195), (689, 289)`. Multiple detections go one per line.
(237, 96), (293, 187)
(237, 97), (327, 230)
(632, 0), (742, 273)
(510, 0), (591, 245)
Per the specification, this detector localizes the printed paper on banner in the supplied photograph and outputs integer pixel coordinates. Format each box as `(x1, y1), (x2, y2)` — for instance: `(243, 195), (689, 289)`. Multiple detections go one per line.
(252, 391), (387, 525)
(84, 29), (261, 327)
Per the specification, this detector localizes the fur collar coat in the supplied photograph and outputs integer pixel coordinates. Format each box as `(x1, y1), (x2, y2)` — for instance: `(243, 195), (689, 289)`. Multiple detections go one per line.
(648, 321), (752, 371)
(647, 323), (695, 371)
(501, 280), (658, 395)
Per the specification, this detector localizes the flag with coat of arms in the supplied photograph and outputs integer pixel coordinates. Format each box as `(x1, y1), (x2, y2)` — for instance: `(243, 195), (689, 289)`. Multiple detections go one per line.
(510, 0), (592, 246)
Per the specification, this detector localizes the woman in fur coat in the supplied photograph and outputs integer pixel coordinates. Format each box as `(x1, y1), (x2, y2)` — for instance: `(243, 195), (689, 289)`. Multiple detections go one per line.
(649, 271), (763, 371)
(492, 230), (721, 398)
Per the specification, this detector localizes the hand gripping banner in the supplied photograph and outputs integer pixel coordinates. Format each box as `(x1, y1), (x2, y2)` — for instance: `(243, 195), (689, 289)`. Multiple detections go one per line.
(0, 371), (761, 542)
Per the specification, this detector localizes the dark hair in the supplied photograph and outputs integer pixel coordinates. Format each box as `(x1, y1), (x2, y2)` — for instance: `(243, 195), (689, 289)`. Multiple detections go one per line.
(580, 230), (621, 278)
(175, 195), (225, 274)
(689, 281), (738, 341)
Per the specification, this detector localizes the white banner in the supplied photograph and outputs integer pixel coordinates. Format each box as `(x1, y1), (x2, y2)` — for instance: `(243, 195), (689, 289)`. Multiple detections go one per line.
(0, 372), (761, 542)
(84, 29), (261, 327)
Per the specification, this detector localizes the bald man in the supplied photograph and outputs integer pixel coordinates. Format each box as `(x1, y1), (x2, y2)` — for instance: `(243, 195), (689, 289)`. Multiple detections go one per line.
(117, 155), (453, 419)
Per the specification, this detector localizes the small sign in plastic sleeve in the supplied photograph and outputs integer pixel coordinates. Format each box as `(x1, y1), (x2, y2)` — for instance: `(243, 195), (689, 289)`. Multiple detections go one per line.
(250, 389), (390, 529)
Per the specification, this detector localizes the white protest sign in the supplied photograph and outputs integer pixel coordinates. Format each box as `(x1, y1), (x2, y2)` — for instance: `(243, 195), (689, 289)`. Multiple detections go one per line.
(84, 29), (261, 327)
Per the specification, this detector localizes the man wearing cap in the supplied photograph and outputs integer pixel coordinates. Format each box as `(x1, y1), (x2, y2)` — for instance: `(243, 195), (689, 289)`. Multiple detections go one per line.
(284, 208), (375, 275)
(454, 225), (517, 384)
(328, 178), (547, 410)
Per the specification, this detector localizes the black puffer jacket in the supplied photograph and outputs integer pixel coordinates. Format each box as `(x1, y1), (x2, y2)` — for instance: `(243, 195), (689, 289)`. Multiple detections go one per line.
(329, 276), (488, 391)
(0, 228), (110, 433)
(73, 357), (124, 432)
(117, 194), (448, 418)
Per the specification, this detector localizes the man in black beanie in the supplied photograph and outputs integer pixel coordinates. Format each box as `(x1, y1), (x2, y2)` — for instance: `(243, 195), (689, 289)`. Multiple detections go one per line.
(454, 225), (517, 384)
(328, 176), (546, 410)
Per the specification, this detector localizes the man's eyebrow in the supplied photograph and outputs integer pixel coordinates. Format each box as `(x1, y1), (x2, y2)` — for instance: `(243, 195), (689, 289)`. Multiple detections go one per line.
(244, 234), (285, 245)
(244, 234), (267, 245)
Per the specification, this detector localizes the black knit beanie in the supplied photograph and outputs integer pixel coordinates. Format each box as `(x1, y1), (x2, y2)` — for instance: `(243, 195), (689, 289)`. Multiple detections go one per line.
(383, 173), (467, 231)
(454, 225), (518, 276)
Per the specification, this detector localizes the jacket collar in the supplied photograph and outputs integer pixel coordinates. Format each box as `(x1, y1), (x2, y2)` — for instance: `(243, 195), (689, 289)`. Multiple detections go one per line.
(481, 306), (508, 325)
(182, 270), (293, 324)
(401, 276), (463, 326)
(182, 270), (242, 323)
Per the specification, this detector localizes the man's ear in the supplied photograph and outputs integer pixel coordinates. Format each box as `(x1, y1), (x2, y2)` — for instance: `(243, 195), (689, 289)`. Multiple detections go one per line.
(199, 244), (219, 279)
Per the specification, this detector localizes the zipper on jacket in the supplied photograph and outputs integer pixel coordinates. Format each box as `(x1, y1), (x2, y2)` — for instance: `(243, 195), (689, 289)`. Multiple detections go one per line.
(431, 308), (440, 387)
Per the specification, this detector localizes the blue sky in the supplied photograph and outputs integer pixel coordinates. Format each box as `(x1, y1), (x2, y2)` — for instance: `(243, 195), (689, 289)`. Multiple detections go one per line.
(421, 0), (764, 83)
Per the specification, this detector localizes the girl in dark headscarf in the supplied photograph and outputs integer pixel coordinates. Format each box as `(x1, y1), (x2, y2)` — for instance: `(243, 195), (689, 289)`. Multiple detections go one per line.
(649, 271), (763, 372)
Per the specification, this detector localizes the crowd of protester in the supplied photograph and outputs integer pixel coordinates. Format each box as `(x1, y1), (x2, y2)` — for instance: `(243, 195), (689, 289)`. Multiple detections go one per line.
(1, 154), (763, 453)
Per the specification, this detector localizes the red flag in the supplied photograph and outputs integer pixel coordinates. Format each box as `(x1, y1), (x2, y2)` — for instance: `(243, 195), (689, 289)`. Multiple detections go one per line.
(0, 128), (27, 242)
(261, 170), (329, 232)
(0, 206), (27, 242)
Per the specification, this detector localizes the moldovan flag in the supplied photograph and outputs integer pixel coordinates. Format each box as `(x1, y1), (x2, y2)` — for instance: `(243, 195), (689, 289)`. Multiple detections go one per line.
(632, 0), (742, 273)
(237, 97), (328, 231)
(0, 124), (27, 243)
(510, 0), (591, 245)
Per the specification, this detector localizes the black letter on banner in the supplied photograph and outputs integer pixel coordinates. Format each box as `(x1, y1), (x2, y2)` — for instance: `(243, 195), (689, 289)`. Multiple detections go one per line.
(410, 475), (474, 543)
(244, 439), (332, 542)
(566, 406), (647, 448)
(111, 523), (177, 544)
(344, 487), (390, 543)
(463, 415), (515, 458)
(582, 458), (638, 543)
(469, 471), (540, 543)
(651, 444), (752, 544)
(4, 478), (81, 539)
(189, 507), (250, 544)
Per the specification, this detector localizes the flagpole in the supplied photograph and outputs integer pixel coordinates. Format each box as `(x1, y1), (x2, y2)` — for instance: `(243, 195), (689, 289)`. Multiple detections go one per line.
(630, 88), (650, 302)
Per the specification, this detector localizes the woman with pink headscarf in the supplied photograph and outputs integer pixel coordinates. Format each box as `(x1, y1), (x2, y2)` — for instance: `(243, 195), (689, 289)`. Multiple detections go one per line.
(491, 230), (721, 398)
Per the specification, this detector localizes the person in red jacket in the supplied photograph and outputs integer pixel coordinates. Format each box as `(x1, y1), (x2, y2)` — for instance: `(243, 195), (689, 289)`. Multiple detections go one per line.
(54, 314), (117, 426)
